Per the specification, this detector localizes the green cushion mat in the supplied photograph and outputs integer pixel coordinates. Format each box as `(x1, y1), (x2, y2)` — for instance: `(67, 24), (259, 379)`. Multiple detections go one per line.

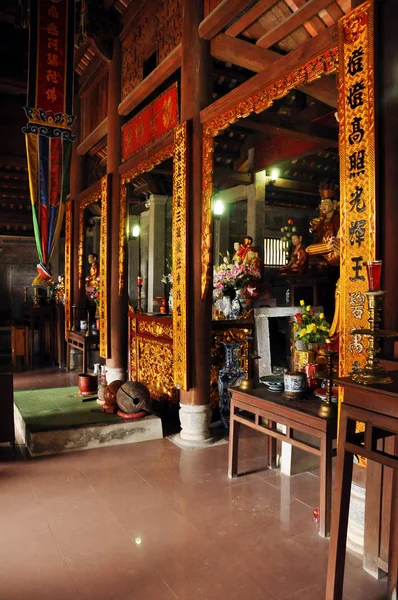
(14, 387), (122, 432)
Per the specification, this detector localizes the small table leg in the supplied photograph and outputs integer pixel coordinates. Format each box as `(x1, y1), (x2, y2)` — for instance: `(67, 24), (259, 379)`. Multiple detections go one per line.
(82, 341), (87, 374)
(66, 342), (71, 371)
(320, 431), (333, 538)
(387, 457), (398, 599)
(268, 420), (277, 469)
(326, 407), (356, 600)
(228, 400), (240, 478)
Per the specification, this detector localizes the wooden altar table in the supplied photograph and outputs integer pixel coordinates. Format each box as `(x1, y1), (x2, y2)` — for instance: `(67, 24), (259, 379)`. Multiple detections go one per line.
(326, 375), (398, 600)
(228, 385), (337, 538)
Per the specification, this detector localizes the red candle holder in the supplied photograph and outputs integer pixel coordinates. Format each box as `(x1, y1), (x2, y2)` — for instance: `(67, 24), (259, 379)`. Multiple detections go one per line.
(365, 260), (382, 291)
(137, 276), (143, 286)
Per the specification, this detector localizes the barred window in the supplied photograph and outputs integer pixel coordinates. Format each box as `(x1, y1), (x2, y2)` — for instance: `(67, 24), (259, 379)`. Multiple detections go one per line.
(264, 237), (288, 267)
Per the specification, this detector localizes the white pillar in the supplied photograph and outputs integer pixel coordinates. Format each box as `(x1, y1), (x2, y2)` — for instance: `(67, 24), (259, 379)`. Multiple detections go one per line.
(147, 194), (168, 312)
(247, 171), (266, 263)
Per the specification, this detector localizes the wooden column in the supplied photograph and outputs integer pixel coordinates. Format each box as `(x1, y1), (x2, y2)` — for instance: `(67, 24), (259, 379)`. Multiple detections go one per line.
(70, 94), (83, 321)
(178, 0), (213, 444)
(106, 37), (128, 382)
(377, 0), (398, 351)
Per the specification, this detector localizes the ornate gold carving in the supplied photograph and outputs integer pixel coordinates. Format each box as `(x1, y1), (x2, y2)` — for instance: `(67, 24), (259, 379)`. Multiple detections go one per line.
(78, 176), (109, 358)
(200, 48), (339, 298)
(129, 317), (137, 379)
(99, 175), (109, 358)
(118, 143), (174, 295)
(138, 319), (173, 339)
(121, 0), (183, 101)
(172, 122), (188, 390)
(78, 182), (102, 290)
(338, 1), (375, 377)
(137, 336), (177, 403)
(64, 200), (72, 338)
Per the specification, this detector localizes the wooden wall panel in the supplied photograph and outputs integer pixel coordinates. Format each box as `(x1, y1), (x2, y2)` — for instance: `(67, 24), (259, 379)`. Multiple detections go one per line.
(121, 0), (183, 101)
(80, 67), (109, 142)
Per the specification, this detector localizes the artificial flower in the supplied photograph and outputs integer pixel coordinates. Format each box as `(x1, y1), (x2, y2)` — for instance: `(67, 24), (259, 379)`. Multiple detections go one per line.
(293, 302), (331, 346)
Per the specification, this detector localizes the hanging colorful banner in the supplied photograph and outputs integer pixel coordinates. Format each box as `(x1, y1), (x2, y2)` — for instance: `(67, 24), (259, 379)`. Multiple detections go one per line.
(23, 0), (76, 283)
(338, 0), (376, 377)
(121, 83), (179, 161)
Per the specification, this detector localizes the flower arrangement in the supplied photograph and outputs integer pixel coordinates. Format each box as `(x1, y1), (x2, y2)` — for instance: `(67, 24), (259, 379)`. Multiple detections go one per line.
(293, 300), (331, 346)
(89, 285), (100, 308)
(280, 219), (297, 243)
(161, 257), (173, 289)
(213, 250), (261, 293)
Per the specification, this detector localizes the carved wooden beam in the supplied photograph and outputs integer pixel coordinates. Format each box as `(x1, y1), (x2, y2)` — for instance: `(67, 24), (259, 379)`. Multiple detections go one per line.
(225, 0), (280, 37)
(202, 23), (337, 124)
(256, 0), (335, 49)
(211, 33), (277, 72)
(214, 168), (253, 184)
(198, 0), (256, 40)
(77, 117), (108, 156)
(243, 112), (338, 146)
(212, 30), (337, 107)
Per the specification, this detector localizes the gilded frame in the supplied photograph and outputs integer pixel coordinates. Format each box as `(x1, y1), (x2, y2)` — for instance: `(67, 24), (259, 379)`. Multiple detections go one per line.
(200, 47), (339, 299)
(118, 124), (189, 390)
(64, 199), (72, 337)
(78, 174), (109, 358)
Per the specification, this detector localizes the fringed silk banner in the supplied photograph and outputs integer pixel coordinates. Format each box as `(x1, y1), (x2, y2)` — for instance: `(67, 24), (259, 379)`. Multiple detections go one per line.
(23, 0), (76, 283)
(121, 83), (179, 162)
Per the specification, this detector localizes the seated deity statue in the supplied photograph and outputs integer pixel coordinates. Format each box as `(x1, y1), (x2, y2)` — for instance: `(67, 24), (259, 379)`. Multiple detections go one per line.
(85, 252), (100, 289)
(306, 182), (340, 268)
(280, 233), (308, 276)
(233, 235), (253, 263)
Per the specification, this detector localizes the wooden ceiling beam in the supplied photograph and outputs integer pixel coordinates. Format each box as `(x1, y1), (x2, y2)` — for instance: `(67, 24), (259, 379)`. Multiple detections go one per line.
(0, 211), (32, 225)
(257, 0), (335, 49)
(211, 33), (277, 73)
(198, 0), (256, 40)
(298, 75), (337, 109)
(203, 23), (338, 124)
(225, 0), (280, 37)
(214, 168), (253, 184)
(242, 114), (337, 146)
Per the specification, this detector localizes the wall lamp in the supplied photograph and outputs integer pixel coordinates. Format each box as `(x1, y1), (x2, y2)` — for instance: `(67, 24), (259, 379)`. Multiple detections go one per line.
(131, 224), (140, 238)
(269, 168), (279, 183)
(213, 198), (225, 216)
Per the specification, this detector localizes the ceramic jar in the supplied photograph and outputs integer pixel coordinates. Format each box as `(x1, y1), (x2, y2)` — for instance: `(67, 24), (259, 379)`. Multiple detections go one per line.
(284, 372), (306, 397)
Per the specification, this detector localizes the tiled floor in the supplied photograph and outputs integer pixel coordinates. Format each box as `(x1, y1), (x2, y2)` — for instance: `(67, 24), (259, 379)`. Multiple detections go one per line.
(13, 366), (77, 391)
(0, 430), (388, 600)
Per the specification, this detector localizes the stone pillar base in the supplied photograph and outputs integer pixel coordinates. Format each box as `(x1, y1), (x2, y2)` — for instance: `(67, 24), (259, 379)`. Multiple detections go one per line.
(105, 366), (126, 384)
(69, 347), (82, 370)
(175, 403), (213, 448)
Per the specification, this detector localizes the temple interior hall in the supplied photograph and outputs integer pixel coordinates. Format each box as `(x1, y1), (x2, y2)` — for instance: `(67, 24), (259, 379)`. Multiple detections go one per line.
(0, 0), (397, 599)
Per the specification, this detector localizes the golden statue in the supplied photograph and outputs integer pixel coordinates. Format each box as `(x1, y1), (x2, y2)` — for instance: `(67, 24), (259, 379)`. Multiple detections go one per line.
(280, 233), (308, 276)
(306, 183), (340, 268)
(85, 252), (100, 289)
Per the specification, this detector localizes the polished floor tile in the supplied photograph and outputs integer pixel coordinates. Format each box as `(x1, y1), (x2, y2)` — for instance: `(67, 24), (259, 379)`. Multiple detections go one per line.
(0, 429), (388, 599)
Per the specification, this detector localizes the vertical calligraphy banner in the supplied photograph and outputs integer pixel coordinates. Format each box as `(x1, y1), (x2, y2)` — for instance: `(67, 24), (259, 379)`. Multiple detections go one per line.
(172, 122), (189, 390)
(338, 0), (376, 377)
(24, 0), (76, 283)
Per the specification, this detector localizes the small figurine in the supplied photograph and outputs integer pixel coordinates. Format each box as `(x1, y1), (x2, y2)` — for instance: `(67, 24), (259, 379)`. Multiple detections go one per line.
(85, 252), (100, 289)
(280, 233), (308, 276)
(306, 182), (340, 268)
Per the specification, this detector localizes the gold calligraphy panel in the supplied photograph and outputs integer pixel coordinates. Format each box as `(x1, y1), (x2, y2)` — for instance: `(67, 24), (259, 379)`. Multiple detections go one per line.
(172, 122), (188, 390)
(64, 199), (72, 338)
(99, 175), (109, 358)
(338, 1), (375, 377)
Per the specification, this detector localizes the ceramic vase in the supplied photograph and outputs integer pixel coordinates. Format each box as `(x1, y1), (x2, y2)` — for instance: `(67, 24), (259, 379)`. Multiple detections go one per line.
(222, 294), (232, 319)
(168, 289), (173, 313)
(218, 342), (244, 428)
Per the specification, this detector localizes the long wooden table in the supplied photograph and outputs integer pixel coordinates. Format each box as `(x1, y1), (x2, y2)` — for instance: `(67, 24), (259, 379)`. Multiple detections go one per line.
(326, 375), (398, 600)
(228, 385), (338, 538)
